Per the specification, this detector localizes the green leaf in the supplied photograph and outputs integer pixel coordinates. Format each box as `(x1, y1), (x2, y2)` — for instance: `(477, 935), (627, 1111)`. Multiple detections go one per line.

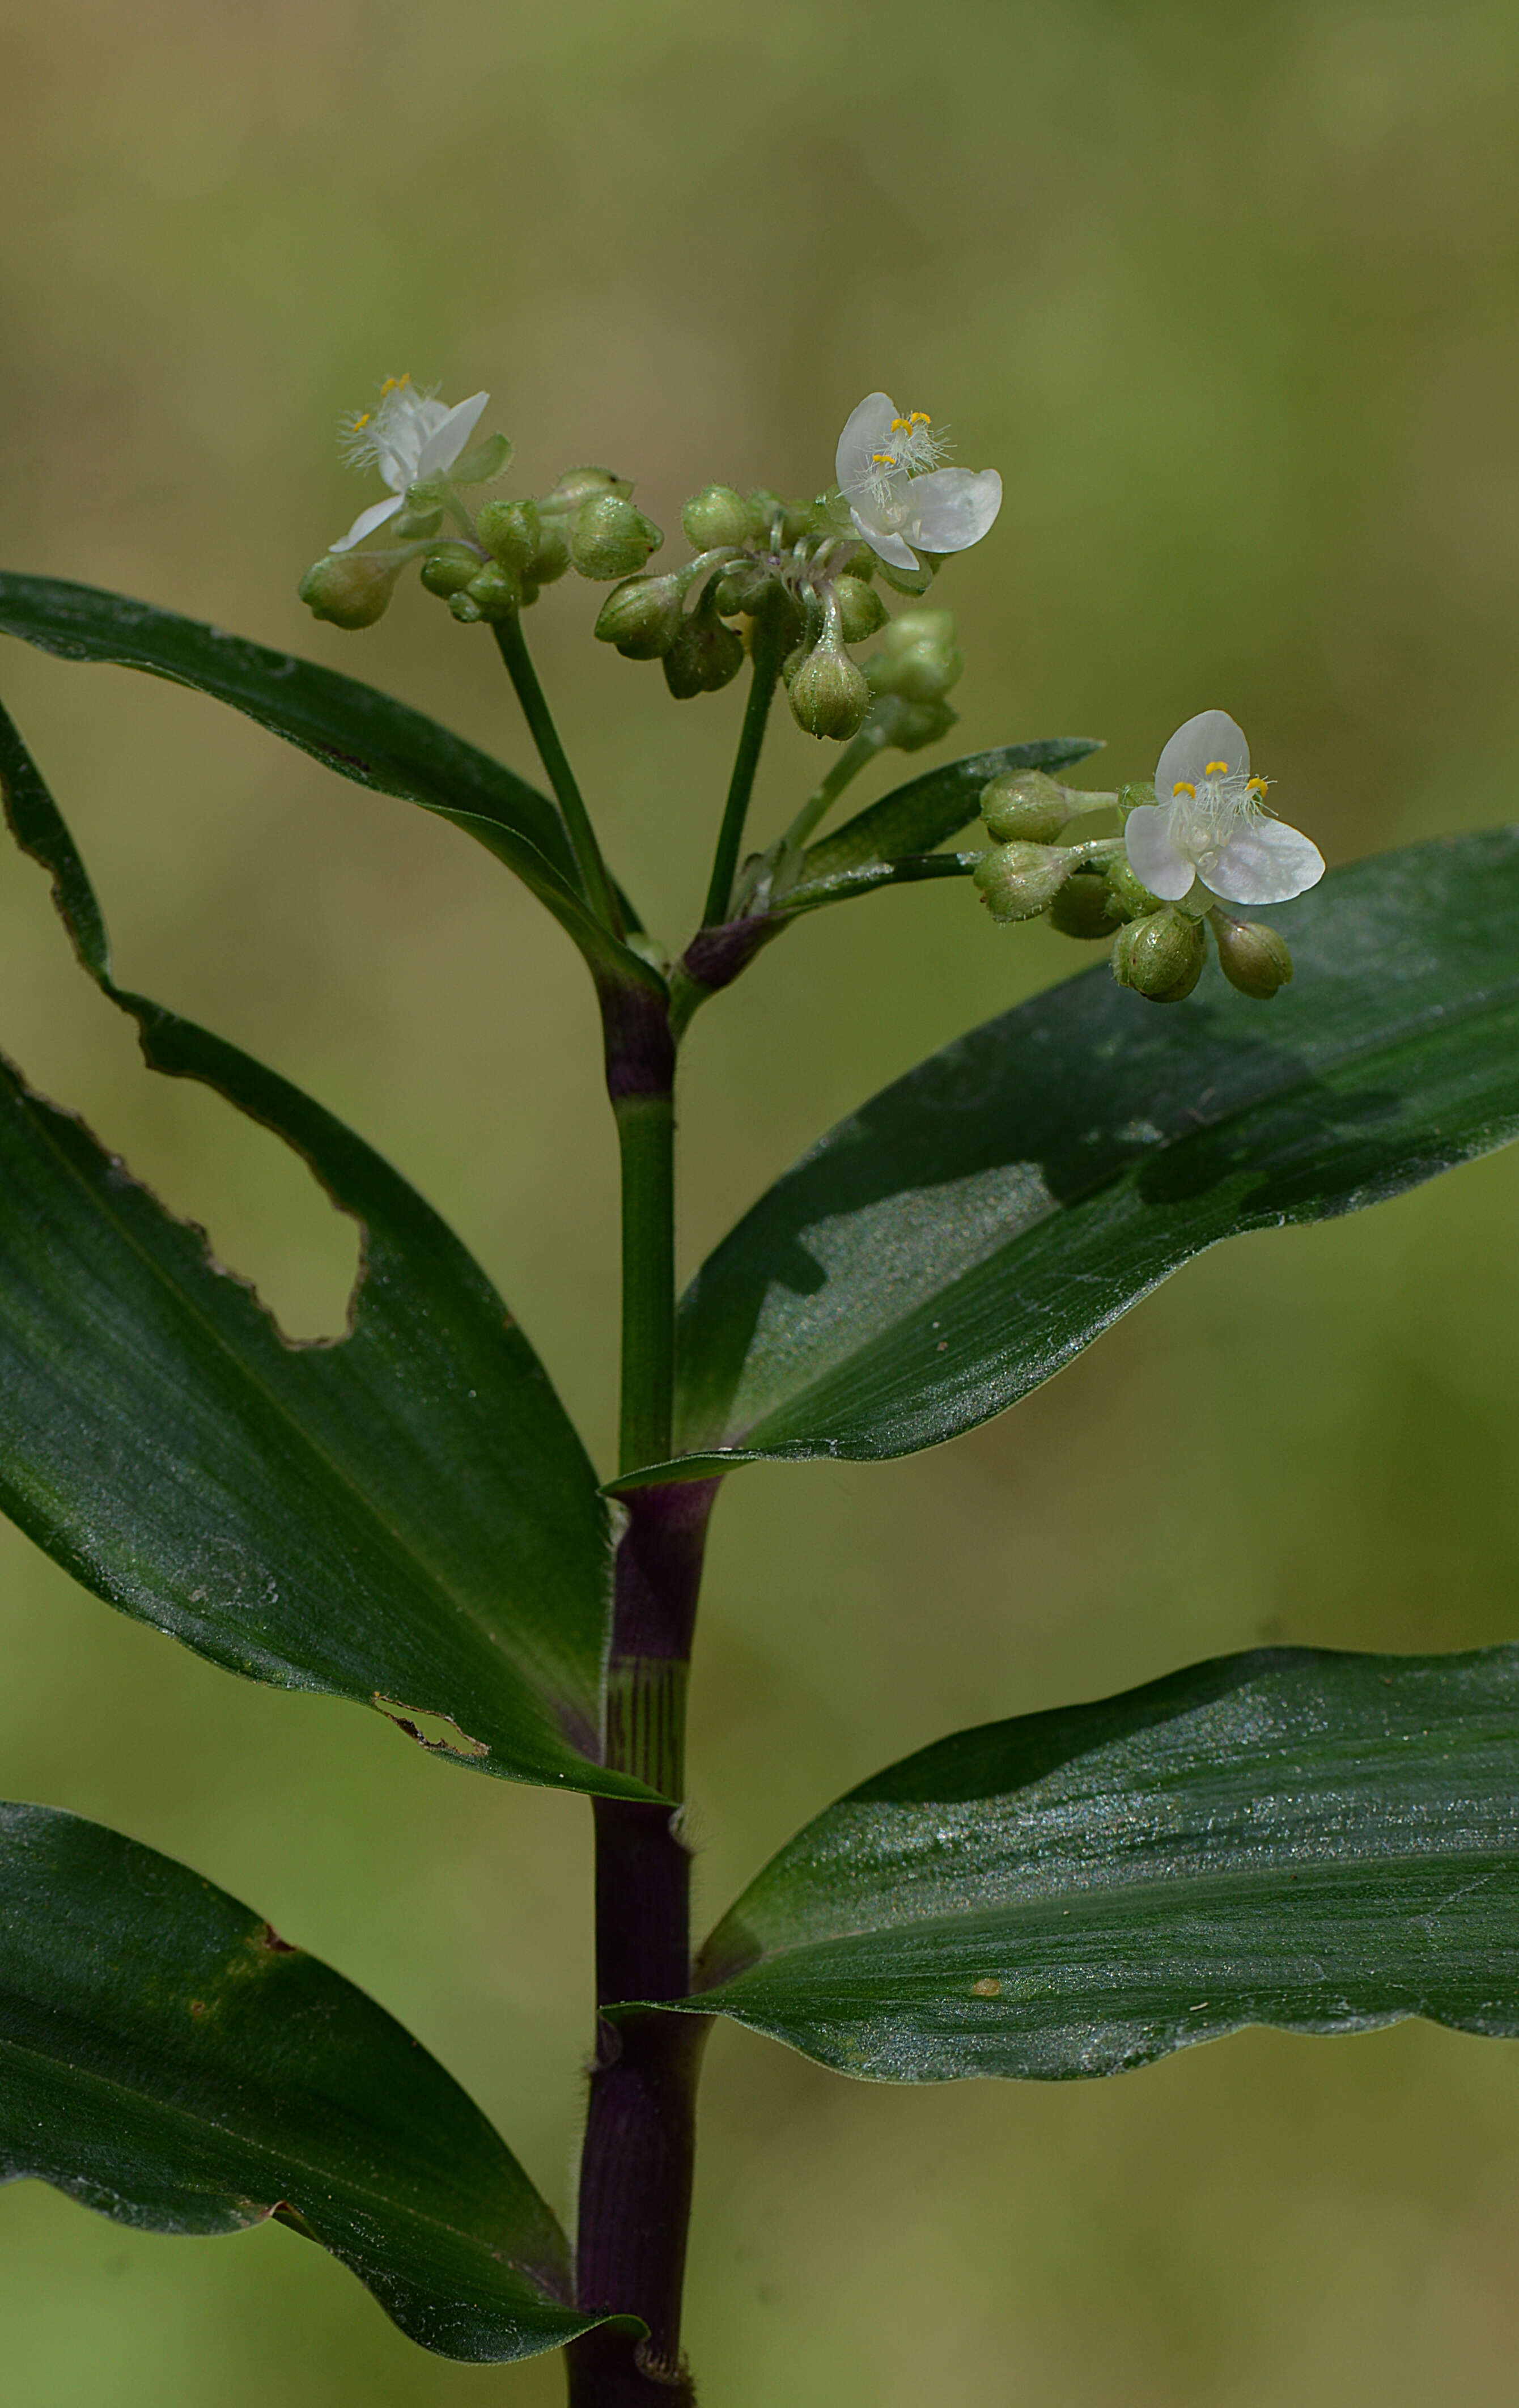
(0, 573), (661, 1003)
(797, 736), (1102, 887)
(622, 828), (1519, 1484)
(0, 699), (656, 1801)
(0, 1801), (624, 2360)
(678, 1644), (1519, 2081)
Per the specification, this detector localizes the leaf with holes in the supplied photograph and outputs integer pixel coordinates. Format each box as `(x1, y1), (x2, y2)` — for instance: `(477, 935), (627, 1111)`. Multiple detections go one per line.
(674, 1644), (1519, 2081)
(617, 826), (1519, 1484)
(0, 1802), (630, 2360)
(0, 697), (653, 1800)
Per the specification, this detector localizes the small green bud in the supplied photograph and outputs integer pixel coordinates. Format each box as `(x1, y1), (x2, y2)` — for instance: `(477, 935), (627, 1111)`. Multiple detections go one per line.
(527, 527), (570, 587)
(418, 544), (482, 598)
(833, 575), (889, 644)
(450, 430), (513, 486)
(476, 498), (541, 572)
(1104, 856), (1165, 922)
(464, 561), (521, 621)
(448, 591), (485, 624)
(713, 557), (776, 616)
(745, 486), (784, 541)
(570, 494), (664, 580)
(681, 484), (752, 550)
(1213, 914), (1293, 999)
(663, 595), (745, 699)
(1117, 778), (1159, 815)
(865, 692), (959, 754)
(298, 551), (401, 631)
(1111, 907), (1207, 1002)
(593, 573), (685, 659)
(540, 465), (634, 513)
(876, 605), (956, 656)
(973, 841), (1072, 923)
(1045, 866), (1115, 939)
(981, 770), (1071, 845)
(788, 643), (871, 740)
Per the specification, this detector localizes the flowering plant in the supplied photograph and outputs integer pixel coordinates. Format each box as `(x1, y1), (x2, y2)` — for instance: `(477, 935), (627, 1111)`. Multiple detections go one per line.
(1, 375), (1517, 2405)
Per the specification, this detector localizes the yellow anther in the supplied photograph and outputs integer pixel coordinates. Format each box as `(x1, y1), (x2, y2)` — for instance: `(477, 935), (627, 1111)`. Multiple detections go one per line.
(1203, 759), (1229, 776)
(353, 411), (371, 430)
(1172, 780), (1197, 799)
(379, 373), (411, 397)
(1246, 775), (1269, 793)
(909, 410), (931, 426)
(890, 417), (911, 433)
(871, 452), (896, 465)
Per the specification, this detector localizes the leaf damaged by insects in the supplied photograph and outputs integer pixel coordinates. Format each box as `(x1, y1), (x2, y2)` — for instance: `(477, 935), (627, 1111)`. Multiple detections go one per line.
(374, 1697), (491, 1760)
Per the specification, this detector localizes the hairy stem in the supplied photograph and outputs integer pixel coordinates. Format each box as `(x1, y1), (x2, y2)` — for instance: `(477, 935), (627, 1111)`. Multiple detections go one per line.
(569, 981), (715, 2406)
(701, 594), (787, 927)
(494, 613), (623, 934)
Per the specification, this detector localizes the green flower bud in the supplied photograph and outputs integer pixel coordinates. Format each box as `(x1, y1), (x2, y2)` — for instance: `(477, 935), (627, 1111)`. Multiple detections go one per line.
(419, 543), (482, 598)
(476, 498), (541, 572)
(681, 484), (752, 550)
(1045, 866), (1115, 939)
(570, 494), (664, 580)
(464, 561), (521, 621)
(527, 527), (570, 587)
(448, 591), (484, 624)
(833, 575), (888, 644)
(1111, 907), (1208, 1002)
(663, 595), (745, 699)
(1117, 778), (1158, 815)
(540, 465), (634, 513)
(745, 486), (785, 541)
(788, 642), (871, 741)
(594, 573), (686, 659)
(1105, 856), (1165, 922)
(713, 558), (775, 616)
(392, 504), (444, 540)
(298, 552), (402, 631)
(1213, 914), (1293, 999)
(973, 841), (1073, 923)
(981, 770), (1071, 845)
(866, 692), (960, 754)
(876, 605), (956, 656)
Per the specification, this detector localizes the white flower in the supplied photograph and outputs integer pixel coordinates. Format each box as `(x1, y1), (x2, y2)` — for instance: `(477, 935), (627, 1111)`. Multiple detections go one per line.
(834, 392), (1002, 571)
(1125, 709), (1325, 908)
(329, 375), (489, 553)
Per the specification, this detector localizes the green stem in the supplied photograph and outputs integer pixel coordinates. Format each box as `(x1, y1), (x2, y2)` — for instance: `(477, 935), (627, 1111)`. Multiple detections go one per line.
(614, 1086), (676, 1477)
(701, 595), (787, 927)
(494, 614), (622, 934)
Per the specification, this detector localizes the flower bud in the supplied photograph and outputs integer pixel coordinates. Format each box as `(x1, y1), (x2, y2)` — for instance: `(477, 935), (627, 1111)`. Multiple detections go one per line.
(788, 642), (871, 740)
(419, 544), (482, 597)
(1105, 857), (1165, 922)
(832, 575), (888, 644)
(1045, 866), (1114, 939)
(712, 557), (775, 616)
(448, 591), (484, 624)
(745, 486), (785, 541)
(663, 595), (745, 699)
(392, 503), (444, 540)
(298, 552), (402, 631)
(981, 770), (1071, 845)
(450, 430), (513, 486)
(527, 527), (570, 587)
(1111, 907), (1208, 1002)
(866, 607), (963, 703)
(1117, 778), (1159, 814)
(973, 842), (1072, 923)
(570, 494), (664, 580)
(476, 498), (541, 573)
(866, 692), (959, 754)
(1213, 915), (1293, 999)
(540, 465), (633, 512)
(876, 606), (956, 656)
(681, 484), (752, 550)
(594, 573), (686, 659)
(464, 561), (521, 621)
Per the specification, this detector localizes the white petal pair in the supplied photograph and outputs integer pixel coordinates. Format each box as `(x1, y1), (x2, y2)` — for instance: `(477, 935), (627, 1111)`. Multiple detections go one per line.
(330, 385), (489, 554)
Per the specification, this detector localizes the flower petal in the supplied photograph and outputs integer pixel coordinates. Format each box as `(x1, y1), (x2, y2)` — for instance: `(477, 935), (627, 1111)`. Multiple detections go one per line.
(1155, 708), (1250, 797)
(848, 507), (919, 571)
(1124, 803), (1197, 902)
(417, 391), (490, 479)
(836, 393), (898, 501)
(903, 467), (1003, 556)
(329, 494), (404, 553)
(1202, 817), (1325, 906)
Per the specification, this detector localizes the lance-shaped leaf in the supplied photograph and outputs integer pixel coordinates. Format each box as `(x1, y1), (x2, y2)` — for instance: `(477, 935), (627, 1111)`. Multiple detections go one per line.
(0, 1803), (627, 2360)
(0, 700), (656, 1800)
(796, 735), (1102, 889)
(0, 573), (660, 1000)
(677, 1644), (1519, 2081)
(623, 826), (1519, 1483)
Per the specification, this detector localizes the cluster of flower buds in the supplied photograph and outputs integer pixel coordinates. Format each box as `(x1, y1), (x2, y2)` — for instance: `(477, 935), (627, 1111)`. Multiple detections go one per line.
(592, 391), (1001, 737)
(298, 377), (665, 633)
(972, 711), (1325, 1004)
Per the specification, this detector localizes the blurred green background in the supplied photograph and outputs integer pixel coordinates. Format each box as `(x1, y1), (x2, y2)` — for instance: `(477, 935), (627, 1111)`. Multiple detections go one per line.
(3, 0), (1519, 2398)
